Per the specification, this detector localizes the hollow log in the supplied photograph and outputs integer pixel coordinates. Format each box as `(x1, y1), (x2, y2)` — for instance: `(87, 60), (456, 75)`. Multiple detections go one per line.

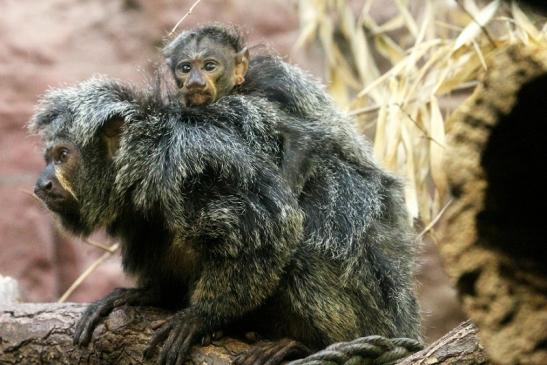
(440, 44), (547, 364)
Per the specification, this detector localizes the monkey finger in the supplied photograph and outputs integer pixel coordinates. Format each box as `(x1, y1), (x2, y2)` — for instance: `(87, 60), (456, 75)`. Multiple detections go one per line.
(73, 301), (115, 346)
(232, 352), (253, 365)
(166, 331), (191, 365)
(73, 288), (136, 346)
(144, 321), (173, 359)
(235, 339), (311, 365)
(170, 325), (195, 365)
(234, 342), (276, 365)
(158, 320), (192, 365)
(73, 303), (98, 345)
(150, 319), (168, 330)
(263, 340), (310, 365)
(158, 326), (181, 365)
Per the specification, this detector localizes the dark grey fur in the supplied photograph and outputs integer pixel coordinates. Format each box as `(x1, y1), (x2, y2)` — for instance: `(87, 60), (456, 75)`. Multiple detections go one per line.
(163, 25), (375, 194)
(29, 75), (421, 363)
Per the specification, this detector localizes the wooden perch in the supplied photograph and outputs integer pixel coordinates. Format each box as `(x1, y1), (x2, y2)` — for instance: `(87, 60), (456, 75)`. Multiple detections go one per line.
(0, 303), (249, 365)
(1, 303), (487, 365)
(397, 320), (487, 365)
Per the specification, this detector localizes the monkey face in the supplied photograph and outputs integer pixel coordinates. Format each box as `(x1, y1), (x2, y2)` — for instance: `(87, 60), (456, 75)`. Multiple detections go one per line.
(34, 142), (80, 214)
(169, 38), (248, 107)
(174, 51), (226, 107)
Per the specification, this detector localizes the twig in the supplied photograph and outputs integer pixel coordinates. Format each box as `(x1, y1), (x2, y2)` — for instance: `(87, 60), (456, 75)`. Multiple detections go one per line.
(455, 0), (497, 47)
(168, 0), (203, 37)
(349, 97), (423, 117)
(417, 199), (453, 240)
(58, 243), (120, 303)
(82, 238), (118, 253)
(396, 104), (446, 149)
(349, 104), (382, 116)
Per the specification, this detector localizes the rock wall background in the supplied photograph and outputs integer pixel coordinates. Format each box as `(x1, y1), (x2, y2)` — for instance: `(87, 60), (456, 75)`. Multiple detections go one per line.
(0, 0), (465, 342)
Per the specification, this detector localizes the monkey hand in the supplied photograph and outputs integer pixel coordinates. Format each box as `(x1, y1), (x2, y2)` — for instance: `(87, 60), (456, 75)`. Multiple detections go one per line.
(73, 287), (156, 346)
(234, 338), (311, 365)
(144, 307), (211, 365)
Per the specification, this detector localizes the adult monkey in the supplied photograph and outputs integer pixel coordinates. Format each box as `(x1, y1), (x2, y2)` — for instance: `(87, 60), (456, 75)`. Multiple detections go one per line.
(30, 77), (421, 365)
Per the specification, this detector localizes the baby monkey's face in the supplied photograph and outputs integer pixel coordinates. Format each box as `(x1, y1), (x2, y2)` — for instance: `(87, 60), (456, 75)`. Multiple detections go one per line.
(170, 38), (248, 107)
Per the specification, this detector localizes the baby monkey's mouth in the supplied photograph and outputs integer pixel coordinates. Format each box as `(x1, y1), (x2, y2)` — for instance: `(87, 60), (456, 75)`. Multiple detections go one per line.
(183, 91), (214, 107)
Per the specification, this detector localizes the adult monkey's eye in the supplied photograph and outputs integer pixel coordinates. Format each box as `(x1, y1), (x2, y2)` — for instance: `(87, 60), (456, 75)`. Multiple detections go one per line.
(178, 63), (191, 73)
(203, 61), (217, 72)
(55, 148), (69, 165)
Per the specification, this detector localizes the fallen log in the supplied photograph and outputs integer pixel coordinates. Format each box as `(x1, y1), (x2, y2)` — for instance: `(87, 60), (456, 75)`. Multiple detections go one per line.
(1, 303), (488, 365)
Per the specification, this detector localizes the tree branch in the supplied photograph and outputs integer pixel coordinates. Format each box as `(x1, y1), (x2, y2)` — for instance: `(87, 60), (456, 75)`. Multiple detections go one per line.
(0, 303), (248, 365)
(1, 303), (490, 365)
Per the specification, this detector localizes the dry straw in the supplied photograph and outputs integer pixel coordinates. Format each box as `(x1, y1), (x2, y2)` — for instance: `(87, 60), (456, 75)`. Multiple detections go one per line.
(295, 0), (545, 227)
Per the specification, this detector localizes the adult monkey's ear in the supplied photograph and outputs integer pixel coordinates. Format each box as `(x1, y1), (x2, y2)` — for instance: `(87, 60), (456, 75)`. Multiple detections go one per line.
(101, 117), (125, 160)
(164, 56), (174, 70)
(234, 47), (250, 86)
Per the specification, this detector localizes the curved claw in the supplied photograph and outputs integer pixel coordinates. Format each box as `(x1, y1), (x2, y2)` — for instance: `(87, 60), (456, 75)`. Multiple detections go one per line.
(73, 287), (154, 346)
(144, 321), (173, 358)
(144, 309), (210, 365)
(73, 302), (107, 345)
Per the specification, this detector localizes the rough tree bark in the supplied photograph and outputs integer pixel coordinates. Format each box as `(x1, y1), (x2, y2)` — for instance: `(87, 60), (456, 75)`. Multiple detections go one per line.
(439, 43), (547, 365)
(0, 303), (486, 365)
(397, 320), (488, 365)
(0, 303), (250, 365)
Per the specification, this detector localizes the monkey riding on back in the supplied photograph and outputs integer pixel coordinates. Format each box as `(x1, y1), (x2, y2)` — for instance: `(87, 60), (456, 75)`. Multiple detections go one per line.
(162, 24), (387, 194)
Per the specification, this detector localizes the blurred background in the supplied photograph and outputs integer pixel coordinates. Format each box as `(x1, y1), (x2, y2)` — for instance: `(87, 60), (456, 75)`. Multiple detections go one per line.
(4, 0), (542, 345)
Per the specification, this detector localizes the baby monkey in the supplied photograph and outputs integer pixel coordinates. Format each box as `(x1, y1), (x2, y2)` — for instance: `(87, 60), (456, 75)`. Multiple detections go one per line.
(163, 24), (314, 193)
(163, 24), (249, 107)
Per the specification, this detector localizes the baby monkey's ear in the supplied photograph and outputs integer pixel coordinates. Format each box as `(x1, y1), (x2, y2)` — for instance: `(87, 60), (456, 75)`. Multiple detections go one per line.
(234, 47), (249, 85)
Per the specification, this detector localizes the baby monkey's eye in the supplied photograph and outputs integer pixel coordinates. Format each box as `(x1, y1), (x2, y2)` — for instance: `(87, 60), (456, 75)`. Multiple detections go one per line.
(177, 63), (191, 73)
(203, 61), (217, 72)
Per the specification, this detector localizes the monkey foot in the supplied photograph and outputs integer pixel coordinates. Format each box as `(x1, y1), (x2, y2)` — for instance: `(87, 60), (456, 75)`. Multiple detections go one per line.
(73, 287), (156, 346)
(233, 338), (311, 365)
(144, 308), (212, 365)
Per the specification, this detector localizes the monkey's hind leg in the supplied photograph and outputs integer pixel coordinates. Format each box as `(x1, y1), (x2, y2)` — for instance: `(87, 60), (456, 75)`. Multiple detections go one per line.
(73, 287), (157, 346)
(233, 339), (311, 365)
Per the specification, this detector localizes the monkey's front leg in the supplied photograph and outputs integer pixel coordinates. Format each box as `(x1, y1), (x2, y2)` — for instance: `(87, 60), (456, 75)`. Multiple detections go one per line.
(73, 287), (157, 345)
